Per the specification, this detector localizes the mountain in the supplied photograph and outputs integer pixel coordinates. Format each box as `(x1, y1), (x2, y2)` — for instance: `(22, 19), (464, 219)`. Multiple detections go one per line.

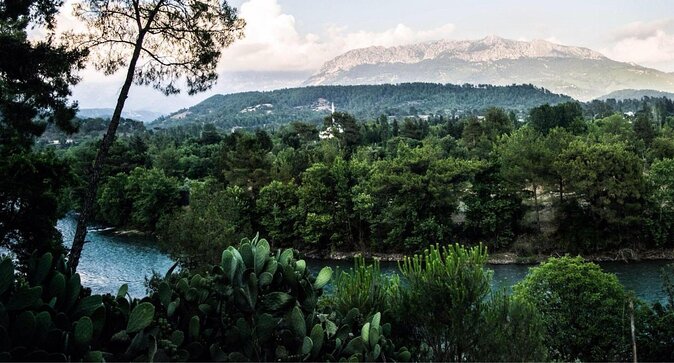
(77, 108), (164, 123)
(304, 36), (674, 101)
(152, 83), (573, 130)
(598, 89), (674, 101)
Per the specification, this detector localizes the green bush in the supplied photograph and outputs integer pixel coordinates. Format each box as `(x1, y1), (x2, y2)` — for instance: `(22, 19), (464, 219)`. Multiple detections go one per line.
(394, 244), (546, 361)
(513, 256), (631, 361)
(0, 236), (411, 361)
(328, 256), (400, 318)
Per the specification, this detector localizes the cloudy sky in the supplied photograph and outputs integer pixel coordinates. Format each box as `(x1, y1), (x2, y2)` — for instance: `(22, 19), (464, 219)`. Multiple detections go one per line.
(60, 0), (674, 114)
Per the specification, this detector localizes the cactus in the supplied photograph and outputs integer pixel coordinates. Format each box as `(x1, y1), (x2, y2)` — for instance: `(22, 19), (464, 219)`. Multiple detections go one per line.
(127, 302), (155, 333)
(74, 316), (93, 347)
(0, 235), (406, 362)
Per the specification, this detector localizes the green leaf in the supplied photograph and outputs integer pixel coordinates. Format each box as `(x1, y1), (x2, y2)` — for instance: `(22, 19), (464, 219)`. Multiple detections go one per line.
(73, 295), (103, 318)
(259, 272), (273, 287)
(65, 274), (81, 310)
(325, 320), (338, 338)
(239, 243), (254, 269)
(254, 241), (269, 274)
(127, 302), (155, 333)
(310, 324), (324, 357)
(301, 336), (313, 355)
(295, 260), (306, 274)
(313, 267), (332, 289)
(7, 286), (42, 310)
(74, 316), (93, 347)
(0, 259), (14, 295)
(372, 343), (381, 360)
(167, 300), (178, 317)
(360, 322), (370, 345)
(221, 250), (237, 283)
(34, 311), (52, 334)
(31, 253), (53, 285)
(368, 326), (380, 348)
(256, 313), (278, 343)
(48, 272), (66, 302)
(189, 315), (200, 340)
(84, 351), (104, 362)
(343, 337), (365, 356)
(117, 284), (129, 299)
(371, 312), (381, 331)
(279, 249), (293, 267)
(289, 306), (306, 337)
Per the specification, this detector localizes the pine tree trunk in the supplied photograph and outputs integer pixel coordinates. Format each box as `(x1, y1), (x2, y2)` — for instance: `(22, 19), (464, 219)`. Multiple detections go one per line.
(68, 36), (145, 271)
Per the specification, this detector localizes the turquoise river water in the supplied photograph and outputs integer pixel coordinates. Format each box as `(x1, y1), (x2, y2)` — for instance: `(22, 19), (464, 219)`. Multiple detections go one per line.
(58, 215), (671, 302)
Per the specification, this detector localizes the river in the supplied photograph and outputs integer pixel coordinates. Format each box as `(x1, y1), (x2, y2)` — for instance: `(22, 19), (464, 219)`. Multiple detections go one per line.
(57, 216), (671, 302)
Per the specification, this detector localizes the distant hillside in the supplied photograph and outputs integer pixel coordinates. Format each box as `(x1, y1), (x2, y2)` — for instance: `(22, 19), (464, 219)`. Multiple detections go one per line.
(77, 108), (164, 123)
(598, 89), (674, 101)
(305, 36), (674, 101)
(152, 83), (573, 129)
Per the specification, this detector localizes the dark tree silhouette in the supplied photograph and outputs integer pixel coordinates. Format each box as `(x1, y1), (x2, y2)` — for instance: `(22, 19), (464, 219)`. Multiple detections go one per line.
(67, 0), (245, 270)
(1, 0), (86, 266)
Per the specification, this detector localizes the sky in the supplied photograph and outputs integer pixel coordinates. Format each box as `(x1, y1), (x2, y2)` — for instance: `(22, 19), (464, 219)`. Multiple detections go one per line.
(56, 0), (674, 114)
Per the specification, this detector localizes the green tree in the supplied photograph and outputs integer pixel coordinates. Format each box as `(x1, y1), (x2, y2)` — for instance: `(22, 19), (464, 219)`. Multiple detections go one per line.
(0, 151), (72, 264)
(256, 180), (301, 248)
(513, 256), (631, 362)
(483, 107), (513, 139)
(396, 244), (547, 361)
(464, 164), (525, 248)
(555, 140), (646, 249)
(297, 160), (355, 250)
(324, 112), (361, 156)
(157, 180), (252, 268)
(218, 130), (273, 195)
(633, 112), (657, 147)
(529, 102), (584, 134)
(0, 0), (85, 266)
(497, 126), (549, 232)
(646, 158), (674, 246)
(0, 0), (86, 147)
(358, 143), (480, 252)
(97, 167), (179, 230)
(68, 0), (245, 271)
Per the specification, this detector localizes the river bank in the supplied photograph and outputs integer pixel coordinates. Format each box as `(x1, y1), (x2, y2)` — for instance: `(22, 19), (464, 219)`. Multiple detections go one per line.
(104, 223), (674, 266)
(303, 248), (674, 265)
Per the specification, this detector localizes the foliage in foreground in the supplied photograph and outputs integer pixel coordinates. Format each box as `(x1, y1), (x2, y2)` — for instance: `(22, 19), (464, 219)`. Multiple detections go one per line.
(0, 236), (409, 361)
(513, 256), (631, 361)
(330, 245), (548, 362)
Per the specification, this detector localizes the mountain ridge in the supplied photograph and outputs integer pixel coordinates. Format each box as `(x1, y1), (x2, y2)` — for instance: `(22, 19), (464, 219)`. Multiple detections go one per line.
(304, 36), (674, 101)
(152, 83), (573, 130)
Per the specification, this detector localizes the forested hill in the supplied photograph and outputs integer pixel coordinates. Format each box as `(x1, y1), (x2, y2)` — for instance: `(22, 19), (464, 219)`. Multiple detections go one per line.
(151, 83), (573, 129)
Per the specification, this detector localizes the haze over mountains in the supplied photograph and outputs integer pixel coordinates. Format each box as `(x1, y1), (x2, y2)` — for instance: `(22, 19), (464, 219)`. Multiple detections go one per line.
(89, 36), (674, 125)
(303, 36), (674, 101)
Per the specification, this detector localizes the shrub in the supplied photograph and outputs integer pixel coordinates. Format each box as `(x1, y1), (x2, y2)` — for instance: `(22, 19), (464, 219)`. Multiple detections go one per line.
(395, 244), (546, 361)
(513, 256), (631, 361)
(328, 256), (400, 318)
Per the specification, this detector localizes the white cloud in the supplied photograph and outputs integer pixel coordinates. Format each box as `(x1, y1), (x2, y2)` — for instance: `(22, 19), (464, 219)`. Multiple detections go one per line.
(54, 0), (457, 110)
(604, 19), (674, 71)
(218, 0), (455, 71)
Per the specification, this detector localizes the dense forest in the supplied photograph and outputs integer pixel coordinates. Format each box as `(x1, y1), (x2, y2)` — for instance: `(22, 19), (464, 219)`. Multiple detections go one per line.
(44, 96), (674, 266)
(151, 83), (573, 129)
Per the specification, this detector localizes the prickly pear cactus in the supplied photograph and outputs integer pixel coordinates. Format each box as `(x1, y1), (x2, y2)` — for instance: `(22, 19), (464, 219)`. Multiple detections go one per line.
(0, 235), (408, 362)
